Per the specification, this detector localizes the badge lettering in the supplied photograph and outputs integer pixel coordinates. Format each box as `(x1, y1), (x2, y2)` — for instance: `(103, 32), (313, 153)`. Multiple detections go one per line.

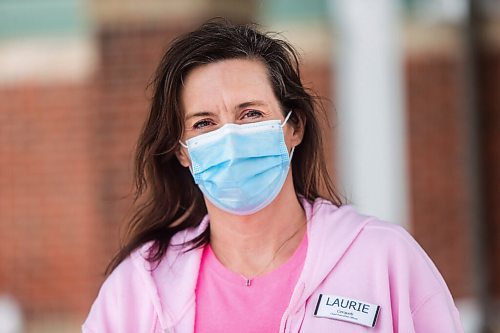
(314, 294), (380, 328)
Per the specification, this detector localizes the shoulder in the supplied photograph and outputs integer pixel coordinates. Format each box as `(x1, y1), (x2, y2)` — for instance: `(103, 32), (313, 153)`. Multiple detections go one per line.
(309, 198), (448, 290)
(359, 218), (437, 274)
(82, 249), (158, 333)
(95, 242), (159, 303)
(83, 218), (208, 333)
(361, 219), (424, 255)
(357, 220), (462, 330)
(345, 209), (442, 280)
(342, 211), (454, 310)
(309, 198), (431, 261)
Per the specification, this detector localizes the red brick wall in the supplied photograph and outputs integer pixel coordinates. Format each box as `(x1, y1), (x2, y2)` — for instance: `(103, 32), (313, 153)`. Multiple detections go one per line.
(405, 45), (500, 303)
(0, 83), (100, 316)
(405, 53), (473, 298)
(480, 49), (500, 299)
(0, 23), (188, 322)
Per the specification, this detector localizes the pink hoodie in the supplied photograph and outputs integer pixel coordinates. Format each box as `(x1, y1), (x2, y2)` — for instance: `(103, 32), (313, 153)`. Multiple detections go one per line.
(82, 198), (463, 332)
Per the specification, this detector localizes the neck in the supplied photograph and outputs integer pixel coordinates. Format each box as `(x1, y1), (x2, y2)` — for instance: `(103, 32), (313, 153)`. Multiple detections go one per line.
(207, 175), (307, 279)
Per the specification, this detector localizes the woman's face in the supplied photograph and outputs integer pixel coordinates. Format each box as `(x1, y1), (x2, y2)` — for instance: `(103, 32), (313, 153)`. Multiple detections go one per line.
(176, 58), (303, 168)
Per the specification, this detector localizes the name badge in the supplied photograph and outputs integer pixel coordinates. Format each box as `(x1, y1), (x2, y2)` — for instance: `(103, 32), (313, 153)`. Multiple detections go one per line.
(314, 294), (380, 328)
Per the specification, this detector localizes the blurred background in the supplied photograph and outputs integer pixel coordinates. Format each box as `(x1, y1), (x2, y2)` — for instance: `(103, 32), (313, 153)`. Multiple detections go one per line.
(0, 0), (498, 332)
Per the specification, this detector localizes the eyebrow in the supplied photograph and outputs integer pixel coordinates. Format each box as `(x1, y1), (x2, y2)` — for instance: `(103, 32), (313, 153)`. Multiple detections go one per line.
(185, 111), (216, 121)
(185, 100), (268, 120)
(237, 100), (267, 109)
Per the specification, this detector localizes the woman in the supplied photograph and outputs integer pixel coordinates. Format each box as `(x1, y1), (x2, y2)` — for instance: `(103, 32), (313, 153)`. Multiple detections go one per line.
(82, 20), (463, 332)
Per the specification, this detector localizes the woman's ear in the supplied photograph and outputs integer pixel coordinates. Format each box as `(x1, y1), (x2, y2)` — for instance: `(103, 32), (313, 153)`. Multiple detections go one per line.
(289, 112), (305, 147)
(176, 146), (191, 168)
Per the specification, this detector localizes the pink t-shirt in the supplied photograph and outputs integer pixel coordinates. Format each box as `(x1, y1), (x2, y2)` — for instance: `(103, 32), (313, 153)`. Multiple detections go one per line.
(194, 233), (308, 332)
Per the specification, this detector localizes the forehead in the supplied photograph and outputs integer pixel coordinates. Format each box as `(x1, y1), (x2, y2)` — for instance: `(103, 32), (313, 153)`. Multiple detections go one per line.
(180, 58), (277, 112)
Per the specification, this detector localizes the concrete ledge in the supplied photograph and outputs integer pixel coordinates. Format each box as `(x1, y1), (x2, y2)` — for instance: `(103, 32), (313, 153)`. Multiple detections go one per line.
(0, 36), (97, 85)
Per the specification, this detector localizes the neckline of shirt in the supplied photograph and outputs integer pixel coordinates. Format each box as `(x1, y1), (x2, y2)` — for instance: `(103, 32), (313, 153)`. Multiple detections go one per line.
(203, 232), (308, 287)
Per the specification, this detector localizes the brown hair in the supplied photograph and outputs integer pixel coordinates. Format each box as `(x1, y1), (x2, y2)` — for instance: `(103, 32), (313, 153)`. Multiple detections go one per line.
(105, 19), (344, 276)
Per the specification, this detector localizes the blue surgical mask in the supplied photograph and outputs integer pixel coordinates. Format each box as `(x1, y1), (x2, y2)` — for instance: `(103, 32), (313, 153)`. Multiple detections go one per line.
(180, 111), (294, 215)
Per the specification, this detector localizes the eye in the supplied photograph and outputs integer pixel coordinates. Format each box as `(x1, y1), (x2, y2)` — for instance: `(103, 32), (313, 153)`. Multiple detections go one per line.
(242, 109), (263, 120)
(192, 119), (215, 129)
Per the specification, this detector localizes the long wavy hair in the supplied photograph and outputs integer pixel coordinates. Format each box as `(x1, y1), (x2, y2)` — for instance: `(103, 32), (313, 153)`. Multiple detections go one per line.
(105, 19), (344, 276)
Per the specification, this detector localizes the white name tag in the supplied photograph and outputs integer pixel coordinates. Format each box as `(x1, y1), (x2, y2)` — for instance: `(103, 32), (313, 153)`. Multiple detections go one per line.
(314, 294), (380, 328)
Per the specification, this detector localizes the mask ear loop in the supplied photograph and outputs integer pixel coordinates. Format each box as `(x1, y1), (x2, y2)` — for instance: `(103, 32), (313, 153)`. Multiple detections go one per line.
(177, 140), (194, 173)
(289, 146), (295, 160)
(281, 110), (295, 160)
(280, 110), (293, 128)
